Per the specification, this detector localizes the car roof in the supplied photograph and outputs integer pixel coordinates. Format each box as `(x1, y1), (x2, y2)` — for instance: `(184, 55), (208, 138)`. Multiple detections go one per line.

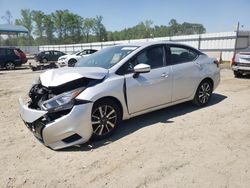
(115, 41), (194, 48)
(0, 47), (19, 50)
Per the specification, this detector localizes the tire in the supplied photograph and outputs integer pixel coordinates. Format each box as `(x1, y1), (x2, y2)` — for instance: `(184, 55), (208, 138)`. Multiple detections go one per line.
(91, 99), (121, 141)
(193, 80), (213, 107)
(42, 58), (48, 64)
(68, 59), (77, 67)
(234, 71), (242, 78)
(5, 62), (15, 70)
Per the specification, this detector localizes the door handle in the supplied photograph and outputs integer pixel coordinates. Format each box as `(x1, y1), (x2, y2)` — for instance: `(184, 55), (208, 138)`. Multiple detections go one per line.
(161, 73), (169, 78)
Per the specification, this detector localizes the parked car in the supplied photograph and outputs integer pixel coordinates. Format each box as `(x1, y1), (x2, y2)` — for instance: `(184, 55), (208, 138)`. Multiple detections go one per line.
(35, 50), (66, 63)
(0, 47), (27, 70)
(19, 42), (220, 150)
(57, 49), (98, 67)
(231, 46), (250, 77)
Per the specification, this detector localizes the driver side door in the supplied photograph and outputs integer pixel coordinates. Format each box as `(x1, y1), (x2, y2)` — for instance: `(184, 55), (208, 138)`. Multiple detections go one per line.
(123, 45), (172, 114)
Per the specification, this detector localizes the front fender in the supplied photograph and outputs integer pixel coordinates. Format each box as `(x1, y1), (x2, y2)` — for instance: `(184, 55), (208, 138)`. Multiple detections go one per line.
(76, 74), (130, 120)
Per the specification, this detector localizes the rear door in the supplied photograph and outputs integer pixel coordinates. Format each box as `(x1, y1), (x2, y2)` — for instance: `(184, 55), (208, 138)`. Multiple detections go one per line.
(168, 44), (202, 102)
(44, 51), (51, 61)
(52, 51), (61, 61)
(123, 45), (172, 114)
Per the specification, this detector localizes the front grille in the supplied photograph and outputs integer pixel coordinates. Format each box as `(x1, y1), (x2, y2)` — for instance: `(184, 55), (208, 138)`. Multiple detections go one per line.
(26, 119), (46, 141)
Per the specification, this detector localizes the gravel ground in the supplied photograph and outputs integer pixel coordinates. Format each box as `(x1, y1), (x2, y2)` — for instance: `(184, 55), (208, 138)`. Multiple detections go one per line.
(0, 67), (249, 188)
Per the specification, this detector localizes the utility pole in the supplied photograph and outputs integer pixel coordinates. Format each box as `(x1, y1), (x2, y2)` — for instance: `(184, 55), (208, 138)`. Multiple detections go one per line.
(234, 22), (240, 53)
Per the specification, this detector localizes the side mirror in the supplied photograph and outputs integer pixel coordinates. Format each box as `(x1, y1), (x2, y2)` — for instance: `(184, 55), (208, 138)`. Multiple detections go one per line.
(134, 63), (151, 73)
(133, 63), (151, 78)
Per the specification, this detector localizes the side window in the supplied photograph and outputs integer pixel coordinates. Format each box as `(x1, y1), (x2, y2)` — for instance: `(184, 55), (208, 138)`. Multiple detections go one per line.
(53, 51), (60, 55)
(121, 46), (164, 74)
(80, 50), (87, 55)
(170, 46), (198, 64)
(90, 50), (97, 54)
(44, 51), (50, 55)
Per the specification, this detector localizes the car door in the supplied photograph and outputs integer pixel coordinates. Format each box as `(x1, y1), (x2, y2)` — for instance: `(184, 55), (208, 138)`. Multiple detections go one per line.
(123, 45), (172, 114)
(43, 51), (51, 61)
(52, 51), (60, 61)
(168, 45), (202, 102)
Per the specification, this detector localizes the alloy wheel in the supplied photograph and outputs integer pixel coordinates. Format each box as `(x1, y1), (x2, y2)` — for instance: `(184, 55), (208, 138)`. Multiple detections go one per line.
(198, 82), (211, 104)
(91, 105), (117, 136)
(6, 62), (15, 70)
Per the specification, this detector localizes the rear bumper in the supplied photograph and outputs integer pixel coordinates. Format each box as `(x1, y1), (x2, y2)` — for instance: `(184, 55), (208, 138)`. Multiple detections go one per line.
(14, 60), (23, 67)
(19, 98), (93, 150)
(232, 65), (250, 72)
(21, 58), (28, 64)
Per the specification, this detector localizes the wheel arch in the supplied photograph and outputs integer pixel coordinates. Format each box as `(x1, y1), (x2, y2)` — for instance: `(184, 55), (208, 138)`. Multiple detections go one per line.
(200, 77), (214, 91)
(69, 58), (77, 62)
(93, 96), (123, 120)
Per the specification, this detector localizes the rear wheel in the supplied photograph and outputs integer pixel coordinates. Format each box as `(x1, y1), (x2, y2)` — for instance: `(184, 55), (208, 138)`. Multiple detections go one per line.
(91, 99), (121, 141)
(193, 80), (213, 107)
(5, 62), (15, 70)
(234, 71), (243, 78)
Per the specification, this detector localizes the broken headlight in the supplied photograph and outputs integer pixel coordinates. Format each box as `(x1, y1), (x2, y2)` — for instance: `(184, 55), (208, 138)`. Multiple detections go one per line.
(41, 87), (85, 112)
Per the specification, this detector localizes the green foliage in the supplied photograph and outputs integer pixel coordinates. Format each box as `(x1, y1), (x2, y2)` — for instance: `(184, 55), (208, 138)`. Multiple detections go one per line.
(1, 9), (206, 46)
(15, 9), (33, 45)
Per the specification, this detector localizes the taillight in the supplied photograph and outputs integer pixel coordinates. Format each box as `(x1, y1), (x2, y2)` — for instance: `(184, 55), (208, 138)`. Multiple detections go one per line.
(214, 60), (219, 67)
(14, 49), (21, 58)
(231, 53), (236, 66)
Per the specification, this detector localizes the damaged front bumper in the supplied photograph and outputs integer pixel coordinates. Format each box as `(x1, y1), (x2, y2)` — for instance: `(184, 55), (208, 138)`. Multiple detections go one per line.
(19, 98), (93, 150)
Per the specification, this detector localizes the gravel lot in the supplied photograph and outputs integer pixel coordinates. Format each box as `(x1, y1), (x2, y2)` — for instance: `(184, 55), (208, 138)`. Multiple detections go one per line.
(0, 67), (250, 188)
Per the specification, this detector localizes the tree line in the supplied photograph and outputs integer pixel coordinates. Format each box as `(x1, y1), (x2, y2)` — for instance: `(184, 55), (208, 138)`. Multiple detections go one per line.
(0, 9), (206, 46)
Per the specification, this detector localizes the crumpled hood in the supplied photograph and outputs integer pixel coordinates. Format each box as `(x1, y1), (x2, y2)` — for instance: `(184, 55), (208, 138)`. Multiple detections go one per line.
(40, 67), (108, 87)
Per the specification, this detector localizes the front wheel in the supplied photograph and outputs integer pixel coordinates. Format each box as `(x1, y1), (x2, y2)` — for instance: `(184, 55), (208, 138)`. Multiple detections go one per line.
(42, 58), (48, 64)
(91, 99), (121, 141)
(68, 59), (77, 67)
(193, 80), (213, 107)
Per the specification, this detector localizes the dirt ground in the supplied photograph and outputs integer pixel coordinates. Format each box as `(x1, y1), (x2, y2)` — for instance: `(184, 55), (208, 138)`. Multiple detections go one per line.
(0, 67), (250, 188)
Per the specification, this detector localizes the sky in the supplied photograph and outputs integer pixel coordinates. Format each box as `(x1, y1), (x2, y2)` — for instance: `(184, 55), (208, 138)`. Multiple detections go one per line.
(0, 0), (250, 33)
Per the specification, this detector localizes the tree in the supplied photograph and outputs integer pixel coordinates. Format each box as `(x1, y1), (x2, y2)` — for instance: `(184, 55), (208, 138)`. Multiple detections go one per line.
(83, 18), (95, 43)
(93, 16), (107, 42)
(43, 14), (54, 44)
(52, 10), (64, 41)
(144, 20), (154, 38)
(168, 19), (180, 36)
(15, 9), (33, 44)
(32, 10), (44, 39)
(1, 10), (13, 24)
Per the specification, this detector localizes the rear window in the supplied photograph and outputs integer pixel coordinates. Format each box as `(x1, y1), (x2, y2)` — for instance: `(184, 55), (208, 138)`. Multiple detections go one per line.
(170, 46), (198, 64)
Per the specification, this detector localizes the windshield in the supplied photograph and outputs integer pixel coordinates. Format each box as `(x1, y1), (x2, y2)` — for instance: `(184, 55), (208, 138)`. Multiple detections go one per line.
(75, 45), (138, 69)
(72, 51), (80, 55)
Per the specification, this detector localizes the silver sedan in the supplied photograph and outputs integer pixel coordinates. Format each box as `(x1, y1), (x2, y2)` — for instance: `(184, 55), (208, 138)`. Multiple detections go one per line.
(19, 42), (220, 150)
